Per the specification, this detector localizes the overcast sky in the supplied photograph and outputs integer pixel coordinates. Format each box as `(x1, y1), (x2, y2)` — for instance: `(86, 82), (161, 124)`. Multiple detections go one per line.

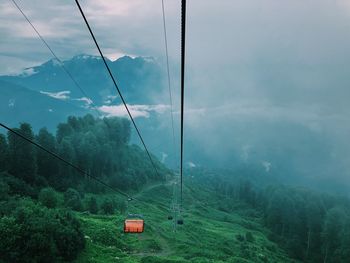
(2, 0), (350, 121)
(0, 0), (181, 74)
(2, 0), (350, 178)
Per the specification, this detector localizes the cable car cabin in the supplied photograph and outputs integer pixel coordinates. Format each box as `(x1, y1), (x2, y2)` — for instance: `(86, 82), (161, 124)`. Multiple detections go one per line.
(177, 219), (184, 225)
(124, 215), (144, 233)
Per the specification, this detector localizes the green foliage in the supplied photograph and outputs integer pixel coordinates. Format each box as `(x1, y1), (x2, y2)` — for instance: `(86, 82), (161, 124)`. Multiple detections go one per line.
(93, 227), (118, 246)
(0, 180), (9, 201)
(7, 123), (37, 183)
(0, 198), (84, 262)
(245, 232), (255, 243)
(0, 172), (35, 197)
(0, 134), (9, 171)
(36, 128), (58, 182)
(236, 234), (245, 242)
(144, 239), (162, 252)
(101, 198), (115, 215)
(141, 256), (187, 263)
(86, 196), (98, 214)
(64, 188), (83, 211)
(38, 187), (58, 208)
(2, 115), (169, 194)
(115, 198), (127, 214)
(0, 115), (172, 261)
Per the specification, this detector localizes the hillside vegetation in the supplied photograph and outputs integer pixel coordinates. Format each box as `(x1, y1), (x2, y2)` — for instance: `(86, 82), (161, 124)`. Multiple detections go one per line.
(1, 115), (350, 262)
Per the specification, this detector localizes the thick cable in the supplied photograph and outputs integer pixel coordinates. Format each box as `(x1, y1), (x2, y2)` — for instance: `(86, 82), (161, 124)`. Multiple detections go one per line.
(74, 0), (160, 179)
(180, 0), (186, 208)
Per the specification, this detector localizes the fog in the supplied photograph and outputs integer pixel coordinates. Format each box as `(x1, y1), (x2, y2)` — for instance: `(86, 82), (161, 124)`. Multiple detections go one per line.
(2, 0), (350, 192)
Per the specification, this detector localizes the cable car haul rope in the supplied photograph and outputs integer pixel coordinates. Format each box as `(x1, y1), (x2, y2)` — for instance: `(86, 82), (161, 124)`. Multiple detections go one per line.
(3, 0), (187, 234)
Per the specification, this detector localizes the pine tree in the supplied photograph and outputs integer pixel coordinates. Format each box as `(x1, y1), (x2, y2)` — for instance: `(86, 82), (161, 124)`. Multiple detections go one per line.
(7, 123), (37, 183)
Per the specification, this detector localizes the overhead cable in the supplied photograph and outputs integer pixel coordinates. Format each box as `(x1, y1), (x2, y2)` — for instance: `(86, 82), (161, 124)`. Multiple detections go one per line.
(75, 0), (161, 179)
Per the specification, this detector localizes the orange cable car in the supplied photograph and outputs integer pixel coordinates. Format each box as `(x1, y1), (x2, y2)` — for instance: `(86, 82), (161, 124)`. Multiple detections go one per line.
(124, 214), (144, 233)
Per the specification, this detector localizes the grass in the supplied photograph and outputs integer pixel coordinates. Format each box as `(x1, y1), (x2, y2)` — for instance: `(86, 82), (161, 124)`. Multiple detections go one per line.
(74, 179), (298, 263)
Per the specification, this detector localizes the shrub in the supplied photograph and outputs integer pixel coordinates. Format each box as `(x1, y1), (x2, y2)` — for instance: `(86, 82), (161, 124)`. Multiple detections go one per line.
(0, 172), (35, 197)
(64, 188), (82, 211)
(93, 227), (118, 246)
(0, 199), (85, 262)
(38, 187), (58, 208)
(0, 181), (9, 201)
(115, 198), (127, 214)
(245, 232), (255, 242)
(144, 239), (162, 252)
(86, 196), (98, 214)
(101, 198), (115, 214)
(236, 234), (245, 242)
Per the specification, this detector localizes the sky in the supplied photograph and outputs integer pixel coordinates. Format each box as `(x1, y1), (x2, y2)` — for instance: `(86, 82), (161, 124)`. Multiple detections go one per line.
(0, 0), (180, 74)
(2, 0), (350, 188)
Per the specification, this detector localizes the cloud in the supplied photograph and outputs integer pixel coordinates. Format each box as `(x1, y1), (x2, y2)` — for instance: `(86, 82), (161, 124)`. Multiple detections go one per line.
(98, 104), (170, 118)
(8, 99), (15, 108)
(188, 162), (196, 168)
(0, 0), (170, 74)
(3, 0), (350, 189)
(40, 90), (70, 100)
(103, 95), (118, 105)
(74, 97), (93, 106)
(161, 152), (168, 163)
(261, 161), (272, 173)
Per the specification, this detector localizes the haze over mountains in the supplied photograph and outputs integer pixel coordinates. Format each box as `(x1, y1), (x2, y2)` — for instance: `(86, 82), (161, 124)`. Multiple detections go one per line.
(0, 54), (176, 163)
(1, 54), (349, 194)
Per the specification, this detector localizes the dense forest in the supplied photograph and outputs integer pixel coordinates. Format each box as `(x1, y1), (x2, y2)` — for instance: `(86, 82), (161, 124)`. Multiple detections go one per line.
(195, 169), (350, 263)
(1, 115), (350, 262)
(0, 115), (168, 262)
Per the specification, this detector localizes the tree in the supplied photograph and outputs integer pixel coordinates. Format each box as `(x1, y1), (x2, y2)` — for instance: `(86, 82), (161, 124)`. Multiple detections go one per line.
(7, 123), (37, 183)
(87, 196), (98, 214)
(322, 207), (346, 262)
(0, 134), (9, 172)
(56, 123), (73, 143)
(0, 199), (85, 262)
(64, 188), (82, 211)
(101, 198), (115, 214)
(0, 181), (9, 201)
(56, 139), (76, 190)
(115, 199), (127, 214)
(38, 187), (58, 208)
(36, 128), (58, 182)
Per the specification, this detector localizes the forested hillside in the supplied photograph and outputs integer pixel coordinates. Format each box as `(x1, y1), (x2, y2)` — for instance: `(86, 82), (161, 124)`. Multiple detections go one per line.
(0, 115), (168, 262)
(1, 115), (350, 262)
(0, 114), (167, 192)
(193, 168), (350, 262)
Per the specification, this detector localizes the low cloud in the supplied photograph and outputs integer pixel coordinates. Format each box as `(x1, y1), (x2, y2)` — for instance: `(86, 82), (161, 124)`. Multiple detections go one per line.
(103, 95), (118, 105)
(188, 162), (196, 168)
(74, 97), (93, 107)
(8, 99), (15, 108)
(98, 104), (169, 118)
(40, 90), (70, 100)
(261, 161), (272, 173)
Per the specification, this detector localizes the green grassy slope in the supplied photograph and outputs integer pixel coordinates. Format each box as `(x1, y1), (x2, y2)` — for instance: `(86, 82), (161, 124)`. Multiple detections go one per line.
(74, 179), (297, 263)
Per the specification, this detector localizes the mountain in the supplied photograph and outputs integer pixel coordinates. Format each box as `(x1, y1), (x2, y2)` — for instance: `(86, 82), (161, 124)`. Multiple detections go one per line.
(0, 80), (88, 131)
(0, 54), (165, 105)
(1, 55), (349, 194)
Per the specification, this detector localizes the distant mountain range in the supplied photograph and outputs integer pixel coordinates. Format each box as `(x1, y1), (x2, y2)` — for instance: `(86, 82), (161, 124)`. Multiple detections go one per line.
(0, 54), (175, 164)
(1, 54), (349, 194)
(1, 54), (165, 106)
